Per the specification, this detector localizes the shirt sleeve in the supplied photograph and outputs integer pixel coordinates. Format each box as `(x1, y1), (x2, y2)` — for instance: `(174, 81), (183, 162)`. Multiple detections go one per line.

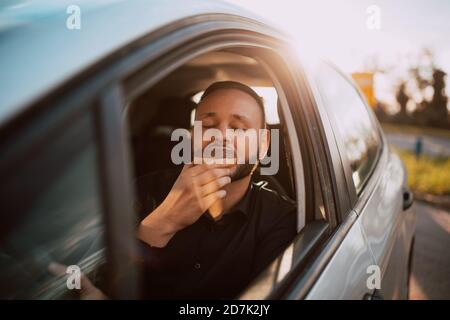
(133, 176), (158, 228)
(132, 172), (172, 269)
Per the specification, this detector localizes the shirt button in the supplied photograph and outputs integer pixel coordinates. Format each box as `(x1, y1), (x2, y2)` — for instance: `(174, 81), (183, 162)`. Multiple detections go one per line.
(194, 262), (201, 269)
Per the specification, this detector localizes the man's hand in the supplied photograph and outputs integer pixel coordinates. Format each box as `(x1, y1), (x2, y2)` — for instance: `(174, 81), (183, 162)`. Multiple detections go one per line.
(137, 163), (232, 248)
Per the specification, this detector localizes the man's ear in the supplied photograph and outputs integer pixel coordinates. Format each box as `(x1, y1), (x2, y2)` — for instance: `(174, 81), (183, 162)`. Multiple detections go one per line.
(258, 126), (270, 160)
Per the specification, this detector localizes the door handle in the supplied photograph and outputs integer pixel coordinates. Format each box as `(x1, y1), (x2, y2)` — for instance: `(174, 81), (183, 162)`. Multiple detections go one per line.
(403, 188), (414, 211)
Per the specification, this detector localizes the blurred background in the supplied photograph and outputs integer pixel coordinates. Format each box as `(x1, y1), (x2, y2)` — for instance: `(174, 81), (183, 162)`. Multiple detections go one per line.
(230, 0), (450, 299)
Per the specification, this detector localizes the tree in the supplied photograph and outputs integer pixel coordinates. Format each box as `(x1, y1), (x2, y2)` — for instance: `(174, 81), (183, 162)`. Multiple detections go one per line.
(395, 82), (410, 124)
(428, 69), (448, 127)
(407, 49), (449, 128)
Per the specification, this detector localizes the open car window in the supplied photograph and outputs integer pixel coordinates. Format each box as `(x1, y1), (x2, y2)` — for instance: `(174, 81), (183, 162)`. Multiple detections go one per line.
(124, 49), (306, 299)
(121, 41), (336, 299)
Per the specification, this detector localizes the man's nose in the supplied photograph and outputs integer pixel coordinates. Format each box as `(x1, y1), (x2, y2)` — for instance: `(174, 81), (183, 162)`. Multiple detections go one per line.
(215, 124), (233, 145)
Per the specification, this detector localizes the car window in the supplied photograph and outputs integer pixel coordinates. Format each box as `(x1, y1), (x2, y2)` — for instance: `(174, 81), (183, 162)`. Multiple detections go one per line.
(0, 111), (106, 299)
(314, 63), (381, 193)
(125, 48), (305, 299)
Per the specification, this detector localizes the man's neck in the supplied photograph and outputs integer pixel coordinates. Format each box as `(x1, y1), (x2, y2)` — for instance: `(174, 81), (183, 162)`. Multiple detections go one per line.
(221, 175), (251, 214)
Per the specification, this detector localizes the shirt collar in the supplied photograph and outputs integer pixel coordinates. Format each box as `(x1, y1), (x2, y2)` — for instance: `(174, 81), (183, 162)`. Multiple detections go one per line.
(230, 183), (254, 217)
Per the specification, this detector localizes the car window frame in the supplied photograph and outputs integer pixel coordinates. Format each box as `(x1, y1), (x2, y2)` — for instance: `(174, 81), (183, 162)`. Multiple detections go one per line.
(119, 20), (312, 230)
(304, 63), (354, 222)
(107, 14), (344, 299)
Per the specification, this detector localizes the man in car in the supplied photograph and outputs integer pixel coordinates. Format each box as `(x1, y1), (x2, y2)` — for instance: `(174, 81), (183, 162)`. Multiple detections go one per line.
(135, 81), (296, 299)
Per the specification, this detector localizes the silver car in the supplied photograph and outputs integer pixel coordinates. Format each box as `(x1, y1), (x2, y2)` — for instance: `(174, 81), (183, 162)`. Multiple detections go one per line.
(0, 0), (416, 299)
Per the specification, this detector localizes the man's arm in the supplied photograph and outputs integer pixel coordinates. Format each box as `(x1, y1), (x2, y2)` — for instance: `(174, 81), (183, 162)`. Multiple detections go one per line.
(137, 163), (232, 248)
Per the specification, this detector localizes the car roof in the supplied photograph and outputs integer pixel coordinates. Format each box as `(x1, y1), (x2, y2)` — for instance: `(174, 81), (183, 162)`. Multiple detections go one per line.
(0, 0), (270, 127)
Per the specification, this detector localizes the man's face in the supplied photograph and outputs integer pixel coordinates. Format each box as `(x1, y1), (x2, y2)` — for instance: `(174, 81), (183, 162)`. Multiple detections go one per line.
(193, 88), (267, 181)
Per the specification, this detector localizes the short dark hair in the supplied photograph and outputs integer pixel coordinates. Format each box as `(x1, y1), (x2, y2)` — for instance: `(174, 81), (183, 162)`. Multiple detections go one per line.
(199, 81), (266, 127)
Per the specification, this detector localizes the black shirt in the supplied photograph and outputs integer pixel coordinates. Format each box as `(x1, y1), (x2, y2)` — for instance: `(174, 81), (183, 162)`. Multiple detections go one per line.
(134, 168), (297, 299)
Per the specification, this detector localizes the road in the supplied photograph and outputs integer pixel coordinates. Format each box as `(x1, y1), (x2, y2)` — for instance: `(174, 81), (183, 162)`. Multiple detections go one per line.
(385, 130), (449, 299)
(408, 202), (450, 299)
(386, 132), (450, 157)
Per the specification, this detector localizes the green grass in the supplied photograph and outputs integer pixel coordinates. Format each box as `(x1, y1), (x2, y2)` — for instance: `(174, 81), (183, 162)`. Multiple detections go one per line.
(382, 123), (450, 139)
(395, 149), (450, 196)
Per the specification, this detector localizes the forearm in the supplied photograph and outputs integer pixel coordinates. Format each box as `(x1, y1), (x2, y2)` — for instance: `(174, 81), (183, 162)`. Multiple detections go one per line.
(137, 204), (179, 248)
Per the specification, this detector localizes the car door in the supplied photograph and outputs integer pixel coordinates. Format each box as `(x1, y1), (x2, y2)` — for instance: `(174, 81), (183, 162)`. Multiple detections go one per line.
(311, 62), (415, 299)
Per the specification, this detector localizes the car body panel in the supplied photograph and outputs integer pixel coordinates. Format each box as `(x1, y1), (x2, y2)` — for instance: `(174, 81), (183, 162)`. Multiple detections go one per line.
(306, 211), (376, 299)
(358, 148), (416, 299)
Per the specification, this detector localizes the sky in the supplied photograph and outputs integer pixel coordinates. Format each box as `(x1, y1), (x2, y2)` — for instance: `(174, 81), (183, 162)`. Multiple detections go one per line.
(228, 0), (450, 107)
(3, 0), (449, 72)
(229, 0), (450, 73)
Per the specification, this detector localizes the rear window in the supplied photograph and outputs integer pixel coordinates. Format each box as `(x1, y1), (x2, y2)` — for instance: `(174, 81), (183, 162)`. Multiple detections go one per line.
(314, 63), (381, 193)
